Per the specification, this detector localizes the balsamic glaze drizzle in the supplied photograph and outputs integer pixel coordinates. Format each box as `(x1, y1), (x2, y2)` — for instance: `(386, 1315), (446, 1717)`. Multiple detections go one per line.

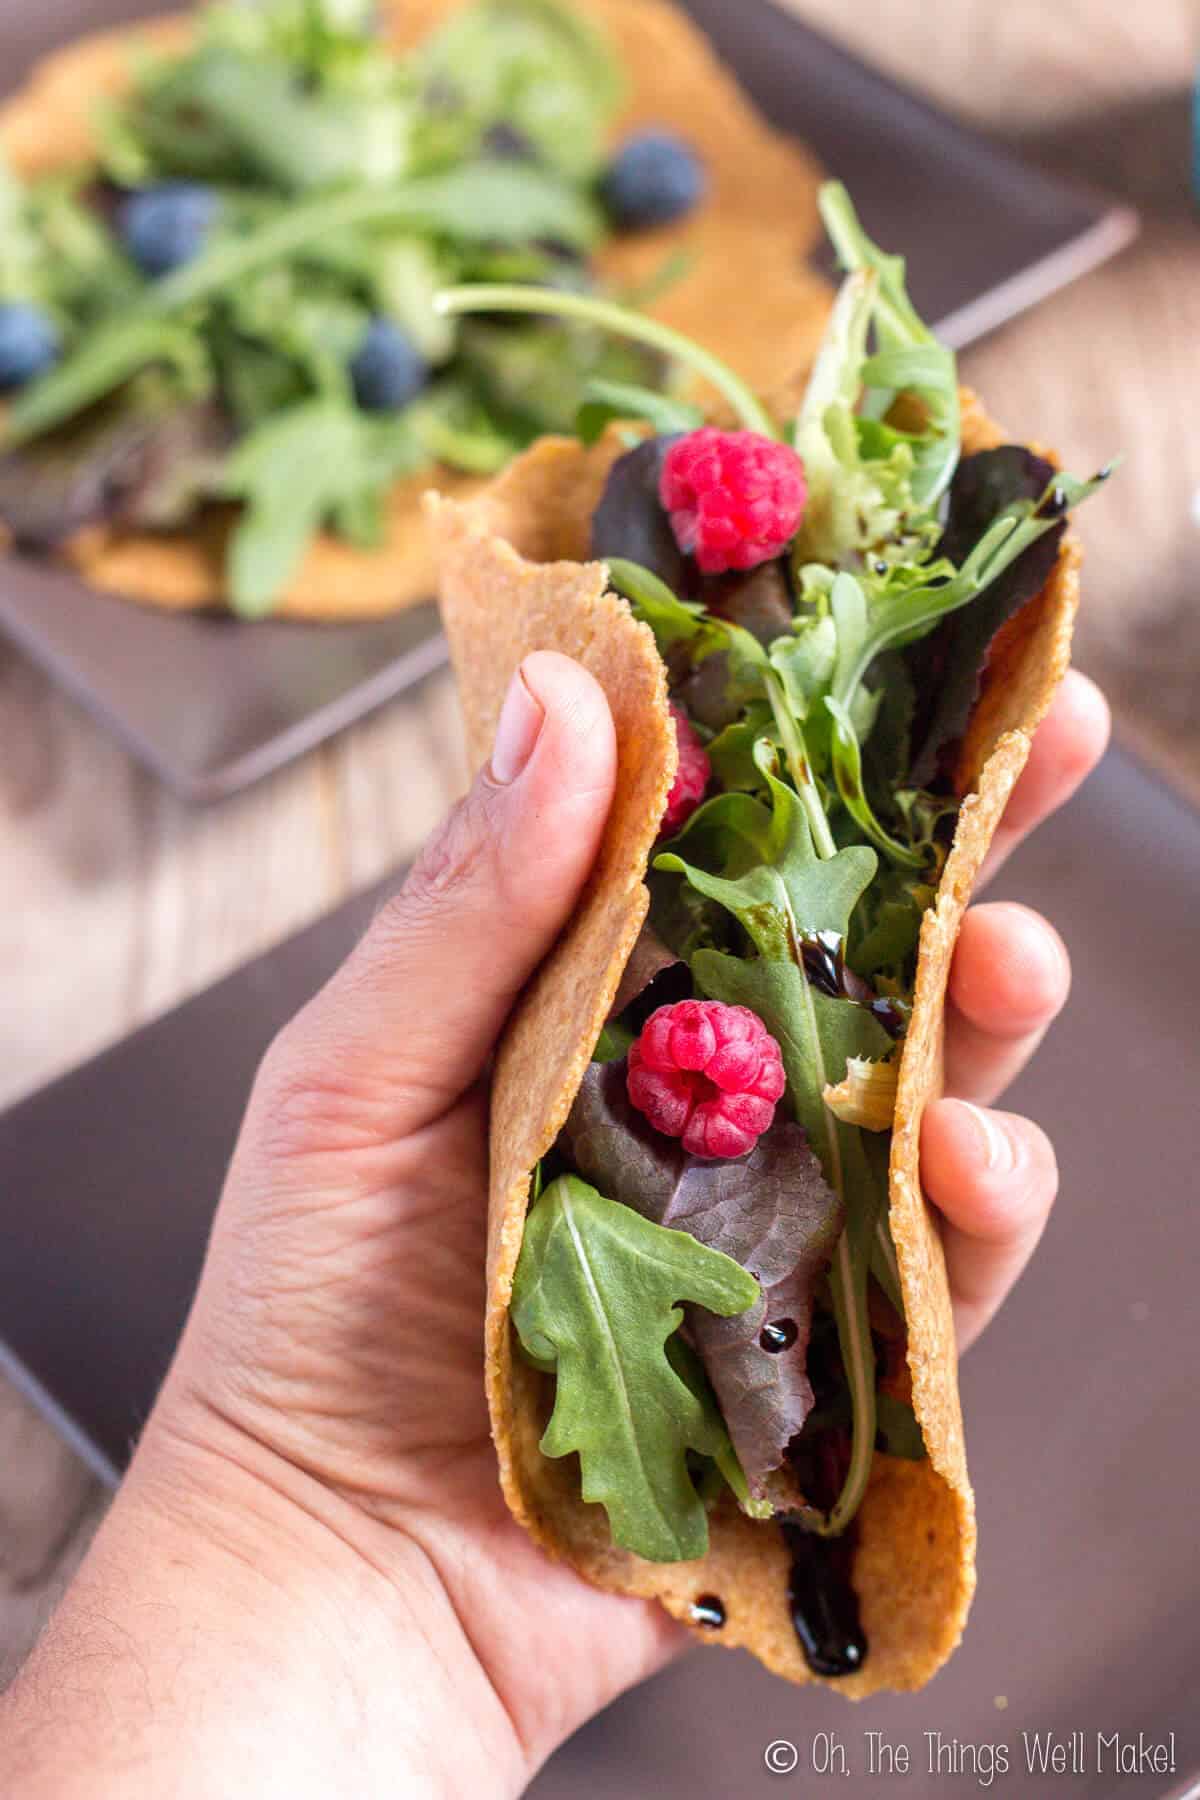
(690, 1594), (726, 1630)
(782, 1524), (868, 1678)
(799, 931), (907, 1039)
(759, 1318), (798, 1354)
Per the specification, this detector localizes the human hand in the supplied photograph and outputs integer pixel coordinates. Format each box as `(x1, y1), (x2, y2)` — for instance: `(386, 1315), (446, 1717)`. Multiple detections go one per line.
(0, 658), (1108, 1799)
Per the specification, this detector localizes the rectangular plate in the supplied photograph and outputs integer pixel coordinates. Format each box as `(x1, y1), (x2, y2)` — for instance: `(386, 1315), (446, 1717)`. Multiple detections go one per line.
(1, 747), (1197, 1790)
(0, 0), (1136, 803)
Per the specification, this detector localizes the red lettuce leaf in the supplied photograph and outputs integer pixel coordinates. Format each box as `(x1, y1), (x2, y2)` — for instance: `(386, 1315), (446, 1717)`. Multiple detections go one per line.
(906, 445), (1064, 787)
(560, 1059), (844, 1495)
(589, 434), (690, 596)
(608, 923), (679, 1020)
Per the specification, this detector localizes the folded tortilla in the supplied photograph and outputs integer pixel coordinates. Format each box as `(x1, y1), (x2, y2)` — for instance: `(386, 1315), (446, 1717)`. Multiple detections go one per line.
(425, 387), (1081, 1693)
(0, 0), (830, 620)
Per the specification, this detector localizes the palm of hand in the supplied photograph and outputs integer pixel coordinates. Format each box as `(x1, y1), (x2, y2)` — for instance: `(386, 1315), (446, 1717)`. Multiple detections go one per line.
(184, 1080), (681, 1759)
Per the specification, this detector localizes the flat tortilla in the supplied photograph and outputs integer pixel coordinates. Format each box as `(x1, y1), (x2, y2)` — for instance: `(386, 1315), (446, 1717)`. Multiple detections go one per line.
(426, 387), (1081, 1693)
(0, 0), (829, 621)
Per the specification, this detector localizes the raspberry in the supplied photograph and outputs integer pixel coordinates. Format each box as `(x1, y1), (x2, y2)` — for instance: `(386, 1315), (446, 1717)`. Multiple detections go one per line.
(627, 1000), (786, 1158)
(659, 704), (710, 839)
(659, 428), (806, 574)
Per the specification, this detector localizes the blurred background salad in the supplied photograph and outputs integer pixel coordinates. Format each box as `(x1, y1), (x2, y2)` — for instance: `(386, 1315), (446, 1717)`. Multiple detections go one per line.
(0, 0), (712, 613)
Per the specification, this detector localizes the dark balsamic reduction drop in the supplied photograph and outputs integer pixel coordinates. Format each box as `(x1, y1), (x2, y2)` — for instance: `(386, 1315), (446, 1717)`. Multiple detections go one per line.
(782, 1524), (868, 1678)
(690, 1594), (726, 1629)
(759, 1318), (798, 1354)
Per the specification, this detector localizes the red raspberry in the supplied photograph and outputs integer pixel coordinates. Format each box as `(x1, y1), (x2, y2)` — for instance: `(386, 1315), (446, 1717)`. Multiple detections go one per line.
(659, 428), (806, 574)
(659, 703), (710, 839)
(627, 999), (787, 1158)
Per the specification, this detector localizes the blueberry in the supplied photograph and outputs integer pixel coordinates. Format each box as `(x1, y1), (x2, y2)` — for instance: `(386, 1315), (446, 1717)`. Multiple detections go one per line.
(350, 318), (429, 412)
(602, 130), (706, 230)
(0, 303), (60, 391)
(120, 183), (218, 278)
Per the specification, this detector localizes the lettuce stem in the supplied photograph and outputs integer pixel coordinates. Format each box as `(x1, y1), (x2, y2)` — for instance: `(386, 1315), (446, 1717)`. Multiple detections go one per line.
(766, 679), (879, 1537)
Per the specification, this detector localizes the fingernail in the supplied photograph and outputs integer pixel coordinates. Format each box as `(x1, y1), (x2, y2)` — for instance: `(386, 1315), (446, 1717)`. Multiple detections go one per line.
(490, 667), (545, 785)
(957, 1100), (1014, 1175)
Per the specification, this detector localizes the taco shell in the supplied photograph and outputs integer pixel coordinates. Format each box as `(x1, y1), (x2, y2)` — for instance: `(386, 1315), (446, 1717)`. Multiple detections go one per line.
(426, 387), (1081, 1694)
(0, 0), (829, 620)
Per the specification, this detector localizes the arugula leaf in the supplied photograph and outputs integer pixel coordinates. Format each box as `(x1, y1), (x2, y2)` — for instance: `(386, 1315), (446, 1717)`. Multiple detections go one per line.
(510, 1175), (758, 1562)
(655, 742), (877, 959)
(220, 398), (423, 616)
(0, 156), (40, 303)
(848, 866), (935, 980)
(6, 166), (602, 448)
(370, 237), (457, 363)
(668, 1338), (771, 1518)
(826, 695), (926, 870)
(603, 554), (773, 739)
(826, 466), (1107, 716)
(768, 615), (837, 722)
(561, 1062), (844, 1492)
(705, 706), (774, 793)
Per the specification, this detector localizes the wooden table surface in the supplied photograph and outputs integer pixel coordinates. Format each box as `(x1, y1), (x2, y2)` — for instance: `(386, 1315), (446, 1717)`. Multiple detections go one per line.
(1, 0), (1196, 1684)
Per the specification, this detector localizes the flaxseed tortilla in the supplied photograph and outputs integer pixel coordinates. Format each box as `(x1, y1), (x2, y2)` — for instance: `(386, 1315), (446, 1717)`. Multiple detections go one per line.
(426, 387), (1081, 1693)
(0, 0), (829, 620)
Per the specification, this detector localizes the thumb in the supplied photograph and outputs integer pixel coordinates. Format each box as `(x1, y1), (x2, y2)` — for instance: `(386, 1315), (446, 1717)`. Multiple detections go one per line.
(251, 651), (618, 1155)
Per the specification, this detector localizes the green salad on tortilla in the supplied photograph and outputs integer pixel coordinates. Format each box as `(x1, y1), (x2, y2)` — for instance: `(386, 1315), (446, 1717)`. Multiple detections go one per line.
(0, 0), (707, 615)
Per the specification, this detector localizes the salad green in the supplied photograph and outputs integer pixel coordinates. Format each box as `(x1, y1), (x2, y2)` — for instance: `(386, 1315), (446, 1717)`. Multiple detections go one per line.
(510, 1174), (758, 1562)
(472, 184), (1112, 1582)
(0, 0), (697, 614)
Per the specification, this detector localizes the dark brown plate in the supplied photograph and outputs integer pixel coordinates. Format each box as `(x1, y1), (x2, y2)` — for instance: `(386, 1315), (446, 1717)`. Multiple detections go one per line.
(1, 747), (1196, 1790)
(0, 0), (1136, 803)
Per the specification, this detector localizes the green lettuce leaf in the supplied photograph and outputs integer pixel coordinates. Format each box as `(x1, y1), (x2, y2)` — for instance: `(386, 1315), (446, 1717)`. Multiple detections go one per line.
(789, 183), (959, 571)
(510, 1175), (759, 1562)
(415, 0), (624, 180)
(219, 398), (423, 616)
